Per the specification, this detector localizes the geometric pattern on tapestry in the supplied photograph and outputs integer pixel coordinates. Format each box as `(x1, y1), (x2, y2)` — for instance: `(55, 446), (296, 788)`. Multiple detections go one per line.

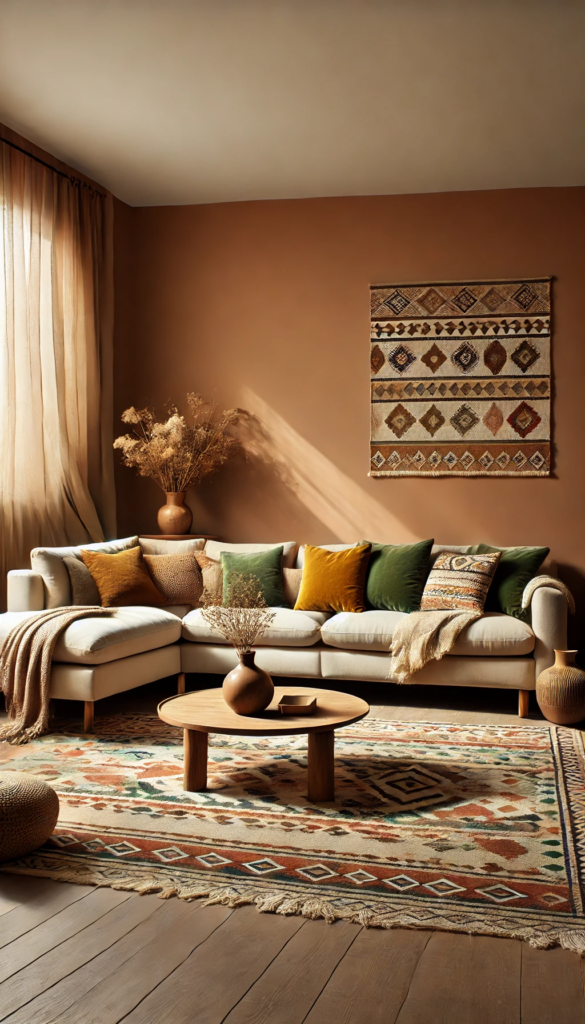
(370, 278), (551, 476)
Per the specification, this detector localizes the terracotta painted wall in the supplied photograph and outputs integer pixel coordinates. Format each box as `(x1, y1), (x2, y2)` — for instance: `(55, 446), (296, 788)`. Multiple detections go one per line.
(113, 188), (585, 644)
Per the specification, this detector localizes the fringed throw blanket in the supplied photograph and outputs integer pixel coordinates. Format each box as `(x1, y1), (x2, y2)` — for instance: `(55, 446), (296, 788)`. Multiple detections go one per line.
(390, 610), (482, 683)
(0, 607), (112, 744)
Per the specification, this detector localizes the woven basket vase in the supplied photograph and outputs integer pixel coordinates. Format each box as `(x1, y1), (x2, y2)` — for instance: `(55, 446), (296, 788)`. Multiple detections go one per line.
(0, 771), (59, 862)
(536, 650), (585, 725)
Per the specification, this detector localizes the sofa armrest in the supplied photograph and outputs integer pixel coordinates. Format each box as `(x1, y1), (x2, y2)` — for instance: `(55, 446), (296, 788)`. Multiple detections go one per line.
(7, 570), (45, 612)
(531, 586), (568, 681)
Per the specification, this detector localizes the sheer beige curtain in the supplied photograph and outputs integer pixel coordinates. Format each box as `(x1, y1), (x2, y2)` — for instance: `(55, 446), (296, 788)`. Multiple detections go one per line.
(0, 139), (116, 604)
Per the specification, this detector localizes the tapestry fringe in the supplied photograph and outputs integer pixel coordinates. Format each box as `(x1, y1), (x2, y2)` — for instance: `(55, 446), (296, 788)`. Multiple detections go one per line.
(3, 862), (585, 956)
(369, 471), (549, 478)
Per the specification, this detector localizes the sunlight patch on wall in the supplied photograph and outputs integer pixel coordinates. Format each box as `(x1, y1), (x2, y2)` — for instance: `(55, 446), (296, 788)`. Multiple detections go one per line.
(240, 387), (418, 543)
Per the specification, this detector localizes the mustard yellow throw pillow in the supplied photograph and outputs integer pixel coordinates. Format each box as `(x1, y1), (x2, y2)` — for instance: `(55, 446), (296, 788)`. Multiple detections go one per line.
(81, 546), (164, 607)
(294, 544), (371, 613)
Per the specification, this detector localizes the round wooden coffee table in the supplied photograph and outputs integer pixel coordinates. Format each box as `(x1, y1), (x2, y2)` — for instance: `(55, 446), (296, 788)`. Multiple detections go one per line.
(157, 686), (370, 802)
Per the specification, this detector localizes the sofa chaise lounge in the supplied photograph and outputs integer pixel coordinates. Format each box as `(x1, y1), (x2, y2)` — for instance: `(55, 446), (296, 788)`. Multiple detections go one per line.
(0, 538), (566, 729)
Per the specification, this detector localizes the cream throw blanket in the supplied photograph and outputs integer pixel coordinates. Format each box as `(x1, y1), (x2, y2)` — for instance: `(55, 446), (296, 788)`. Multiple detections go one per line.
(0, 607), (112, 745)
(522, 575), (575, 614)
(390, 610), (482, 683)
(390, 575), (575, 683)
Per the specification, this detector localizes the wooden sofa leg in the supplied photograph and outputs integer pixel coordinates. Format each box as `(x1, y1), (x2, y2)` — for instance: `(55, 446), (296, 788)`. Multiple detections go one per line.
(177, 672), (186, 695)
(84, 701), (94, 733)
(518, 690), (530, 719)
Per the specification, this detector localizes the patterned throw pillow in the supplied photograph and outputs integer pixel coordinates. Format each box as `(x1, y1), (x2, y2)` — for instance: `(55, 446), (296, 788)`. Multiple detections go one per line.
(195, 552), (223, 603)
(143, 553), (203, 607)
(420, 552), (501, 612)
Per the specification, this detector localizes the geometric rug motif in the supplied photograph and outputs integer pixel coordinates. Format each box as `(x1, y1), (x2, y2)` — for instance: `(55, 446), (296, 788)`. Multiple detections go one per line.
(370, 279), (552, 476)
(2, 714), (585, 953)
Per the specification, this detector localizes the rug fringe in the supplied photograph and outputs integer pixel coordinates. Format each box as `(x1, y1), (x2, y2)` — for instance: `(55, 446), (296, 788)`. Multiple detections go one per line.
(3, 862), (585, 956)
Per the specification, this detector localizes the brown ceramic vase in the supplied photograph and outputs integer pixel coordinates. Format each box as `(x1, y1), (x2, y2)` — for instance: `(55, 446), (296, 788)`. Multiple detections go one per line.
(536, 650), (585, 725)
(222, 651), (274, 716)
(157, 491), (193, 535)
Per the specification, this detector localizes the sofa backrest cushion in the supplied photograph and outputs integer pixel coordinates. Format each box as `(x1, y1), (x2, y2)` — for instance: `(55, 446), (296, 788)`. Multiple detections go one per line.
(205, 540), (297, 568)
(294, 543), (357, 569)
(139, 537), (206, 555)
(31, 536), (139, 608)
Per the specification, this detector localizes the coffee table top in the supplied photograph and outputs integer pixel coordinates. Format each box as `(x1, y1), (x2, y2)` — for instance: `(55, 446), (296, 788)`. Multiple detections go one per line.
(157, 686), (370, 737)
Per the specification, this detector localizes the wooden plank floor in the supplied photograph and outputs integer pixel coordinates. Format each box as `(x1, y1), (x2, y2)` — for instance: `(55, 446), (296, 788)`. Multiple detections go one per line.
(1, 677), (584, 1023)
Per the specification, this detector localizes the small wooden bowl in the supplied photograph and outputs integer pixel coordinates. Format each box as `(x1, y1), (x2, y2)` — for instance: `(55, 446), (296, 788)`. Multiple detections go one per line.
(278, 695), (317, 715)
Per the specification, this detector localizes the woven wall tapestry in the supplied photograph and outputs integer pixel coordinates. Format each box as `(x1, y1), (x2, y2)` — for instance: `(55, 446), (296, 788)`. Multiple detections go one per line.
(370, 278), (551, 476)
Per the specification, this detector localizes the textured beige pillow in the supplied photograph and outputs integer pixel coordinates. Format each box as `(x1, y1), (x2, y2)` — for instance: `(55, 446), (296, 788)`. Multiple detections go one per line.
(195, 552), (223, 603)
(143, 553), (203, 607)
(63, 556), (101, 606)
(283, 568), (303, 607)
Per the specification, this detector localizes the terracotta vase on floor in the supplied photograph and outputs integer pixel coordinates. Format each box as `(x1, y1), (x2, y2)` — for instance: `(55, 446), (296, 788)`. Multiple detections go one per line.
(157, 492), (193, 535)
(223, 651), (274, 716)
(536, 650), (585, 725)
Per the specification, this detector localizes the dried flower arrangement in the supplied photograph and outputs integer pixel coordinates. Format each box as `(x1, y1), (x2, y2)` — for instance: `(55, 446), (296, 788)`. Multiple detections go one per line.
(113, 393), (249, 493)
(200, 573), (276, 655)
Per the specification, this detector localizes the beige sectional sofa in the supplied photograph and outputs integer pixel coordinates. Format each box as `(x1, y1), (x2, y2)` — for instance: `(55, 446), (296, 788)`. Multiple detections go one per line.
(1, 538), (567, 728)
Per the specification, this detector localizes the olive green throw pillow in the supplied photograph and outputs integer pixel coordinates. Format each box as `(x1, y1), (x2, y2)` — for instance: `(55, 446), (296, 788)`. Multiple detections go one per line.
(467, 544), (549, 621)
(220, 546), (286, 608)
(361, 539), (434, 612)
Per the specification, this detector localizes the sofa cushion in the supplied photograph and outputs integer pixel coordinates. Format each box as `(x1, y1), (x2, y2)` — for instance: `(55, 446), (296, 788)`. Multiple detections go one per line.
(321, 610), (534, 656)
(205, 540), (297, 568)
(81, 547), (165, 608)
(294, 543), (357, 569)
(0, 607), (182, 665)
(182, 608), (329, 647)
(295, 544), (371, 613)
(420, 551), (501, 612)
(139, 537), (206, 555)
(362, 538), (434, 612)
(31, 536), (139, 608)
(221, 547), (286, 607)
(466, 544), (550, 621)
(143, 553), (203, 607)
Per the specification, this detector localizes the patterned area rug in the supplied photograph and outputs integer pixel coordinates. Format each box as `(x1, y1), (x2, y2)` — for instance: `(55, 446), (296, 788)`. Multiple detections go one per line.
(370, 278), (551, 476)
(2, 714), (585, 952)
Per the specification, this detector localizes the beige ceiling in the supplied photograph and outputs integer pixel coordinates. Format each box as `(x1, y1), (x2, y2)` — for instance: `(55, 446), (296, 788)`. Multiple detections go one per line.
(1, 0), (584, 207)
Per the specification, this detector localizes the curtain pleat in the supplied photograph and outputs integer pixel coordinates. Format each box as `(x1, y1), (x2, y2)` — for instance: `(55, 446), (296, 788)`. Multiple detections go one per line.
(0, 142), (116, 607)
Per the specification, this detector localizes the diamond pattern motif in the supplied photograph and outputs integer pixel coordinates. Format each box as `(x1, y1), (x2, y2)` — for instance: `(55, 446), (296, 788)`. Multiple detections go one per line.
(384, 290), (410, 314)
(452, 288), (477, 313)
(418, 288), (445, 314)
(244, 858), (283, 874)
(419, 404), (445, 437)
(511, 339), (540, 373)
(421, 343), (447, 373)
(451, 342), (479, 374)
(450, 404), (479, 437)
(477, 884), (527, 903)
(297, 864), (338, 881)
(370, 344), (385, 374)
(387, 344), (416, 374)
(507, 402), (541, 438)
(385, 404), (416, 439)
(484, 339), (507, 375)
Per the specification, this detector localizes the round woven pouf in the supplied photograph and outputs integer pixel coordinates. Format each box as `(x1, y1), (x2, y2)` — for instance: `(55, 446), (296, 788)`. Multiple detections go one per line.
(0, 771), (59, 863)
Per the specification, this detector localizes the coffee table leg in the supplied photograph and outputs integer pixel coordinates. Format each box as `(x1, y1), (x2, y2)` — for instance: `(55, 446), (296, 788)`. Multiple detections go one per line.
(308, 730), (335, 802)
(184, 729), (208, 791)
